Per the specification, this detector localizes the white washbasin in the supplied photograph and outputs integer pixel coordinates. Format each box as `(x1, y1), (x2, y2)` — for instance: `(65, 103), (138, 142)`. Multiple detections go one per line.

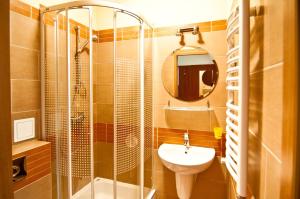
(158, 143), (215, 199)
(158, 143), (215, 174)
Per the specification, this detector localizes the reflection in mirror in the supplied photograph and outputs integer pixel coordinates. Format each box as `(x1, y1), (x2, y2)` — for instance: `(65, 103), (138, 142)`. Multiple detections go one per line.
(162, 46), (219, 101)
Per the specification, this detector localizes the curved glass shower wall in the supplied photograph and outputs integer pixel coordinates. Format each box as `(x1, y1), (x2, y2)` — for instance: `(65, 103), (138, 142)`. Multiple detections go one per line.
(40, 1), (153, 198)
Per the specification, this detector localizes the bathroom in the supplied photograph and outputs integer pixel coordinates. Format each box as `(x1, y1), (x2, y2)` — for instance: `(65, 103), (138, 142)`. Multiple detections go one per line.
(0, 0), (299, 199)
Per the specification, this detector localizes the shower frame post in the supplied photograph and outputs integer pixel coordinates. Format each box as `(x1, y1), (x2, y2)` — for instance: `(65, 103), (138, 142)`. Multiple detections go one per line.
(65, 9), (73, 199)
(54, 13), (63, 199)
(88, 6), (95, 199)
(139, 22), (145, 199)
(40, 13), (46, 141)
(113, 10), (117, 199)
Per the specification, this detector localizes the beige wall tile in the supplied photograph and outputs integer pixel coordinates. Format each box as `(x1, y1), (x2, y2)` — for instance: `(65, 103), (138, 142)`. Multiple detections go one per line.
(44, 25), (54, 54)
(211, 107), (227, 130)
(249, 65), (283, 159)
(153, 149), (164, 172)
(206, 81), (227, 107)
(248, 132), (267, 199)
(248, 133), (282, 199)
(196, 158), (226, 181)
(94, 103), (103, 123)
(10, 11), (40, 50)
(191, 179), (227, 199)
(260, 65), (283, 158)
(103, 104), (113, 123)
(116, 39), (139, 60)
(97, 42), (113, 63)
(154, 169), (177, 198)
(214, 56), (227, 83)
(93, 103), (98, 122)
(95, 142), (113, 166)
(262, 0), (284, 66)
(265, 153), (281, 199)
(250, 0), (284, 71)
(10, 46), (39, 80)
(14, 174), (52, 199)
(11, 80), (41, 112)
(249, 70), (263, 137)
(201, 30), (227, 57)
(95, 84), (113, 104)
(154, 105), (167, 128)
(247, 2), (284, 198)
(187, 111), (211, 131)
(97, 62), (114, 85)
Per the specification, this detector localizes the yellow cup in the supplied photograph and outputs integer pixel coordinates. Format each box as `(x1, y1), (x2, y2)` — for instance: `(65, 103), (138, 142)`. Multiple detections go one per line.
(213, 127), (223, 139)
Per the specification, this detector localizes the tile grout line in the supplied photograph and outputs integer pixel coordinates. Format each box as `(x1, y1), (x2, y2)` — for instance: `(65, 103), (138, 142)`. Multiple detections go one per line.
(250, 61), (283, 75)
(11, 79), (40, 81)
(249, 129), (282, 164)
(11, 109), (41, 114)
(10, 43), (40, 52)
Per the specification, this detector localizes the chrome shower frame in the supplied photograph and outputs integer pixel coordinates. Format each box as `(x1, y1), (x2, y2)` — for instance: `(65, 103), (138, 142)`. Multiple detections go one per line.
(40, 1), (154, 199)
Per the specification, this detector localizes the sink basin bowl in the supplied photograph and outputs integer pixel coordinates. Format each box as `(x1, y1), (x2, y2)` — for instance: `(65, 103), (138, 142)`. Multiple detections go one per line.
(158, 143), (215, 175)
(158, 143), (215, 199)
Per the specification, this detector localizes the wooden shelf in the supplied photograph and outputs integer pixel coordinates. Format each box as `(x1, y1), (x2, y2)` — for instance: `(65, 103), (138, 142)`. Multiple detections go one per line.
(13, 140), (50, 158)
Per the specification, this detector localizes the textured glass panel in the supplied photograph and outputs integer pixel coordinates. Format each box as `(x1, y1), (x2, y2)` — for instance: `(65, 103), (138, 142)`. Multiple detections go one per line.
(143, 24), (153, 196)
(69, 8), (92, 196)
(43, 10), (70, 199)
(114, 12), (140, 199)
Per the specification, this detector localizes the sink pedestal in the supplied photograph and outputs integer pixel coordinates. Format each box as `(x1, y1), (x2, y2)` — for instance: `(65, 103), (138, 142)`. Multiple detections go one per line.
(158, 144), (215, 199)
(175, 173), (196, 199)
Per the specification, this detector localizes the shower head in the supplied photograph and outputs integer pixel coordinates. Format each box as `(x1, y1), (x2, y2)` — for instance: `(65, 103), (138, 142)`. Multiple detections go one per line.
(91, 35), (98, 41)
(77, 35), (98, 54)
(74, 25), (98, 54)
(74, 25), (98, 41)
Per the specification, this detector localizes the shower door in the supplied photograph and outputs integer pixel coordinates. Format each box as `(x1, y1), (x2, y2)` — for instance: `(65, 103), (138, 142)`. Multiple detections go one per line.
(41, 8), (94, 199)
(113, 11), (143, 198)
(41, 3), (153, 199)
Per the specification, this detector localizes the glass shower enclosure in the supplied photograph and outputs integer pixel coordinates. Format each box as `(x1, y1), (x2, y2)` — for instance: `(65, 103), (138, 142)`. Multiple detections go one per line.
(40, 1), (153, 198)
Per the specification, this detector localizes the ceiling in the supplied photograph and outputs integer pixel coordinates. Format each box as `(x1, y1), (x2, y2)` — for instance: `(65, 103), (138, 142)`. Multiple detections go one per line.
(22, 0), (229, 28)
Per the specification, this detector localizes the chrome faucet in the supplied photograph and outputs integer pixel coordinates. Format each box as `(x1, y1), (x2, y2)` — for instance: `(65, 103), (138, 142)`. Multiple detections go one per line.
(184, 132), (190, 154)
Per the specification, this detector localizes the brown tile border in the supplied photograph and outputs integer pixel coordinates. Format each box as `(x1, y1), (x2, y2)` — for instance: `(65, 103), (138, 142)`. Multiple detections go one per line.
(10, 0), (40, 20)
(10, 0), (227, 43)
(12, 141), (51, 191)
(10, 0), (31, 18)
(93, 122), (226, 157)
(156, 127), (225, 156)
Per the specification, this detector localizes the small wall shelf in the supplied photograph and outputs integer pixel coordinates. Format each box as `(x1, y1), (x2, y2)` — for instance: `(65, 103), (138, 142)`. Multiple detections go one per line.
(163, 106), (214, 112)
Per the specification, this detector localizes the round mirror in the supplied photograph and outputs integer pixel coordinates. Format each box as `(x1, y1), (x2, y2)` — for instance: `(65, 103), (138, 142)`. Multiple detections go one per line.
(162, 46), (219, 101)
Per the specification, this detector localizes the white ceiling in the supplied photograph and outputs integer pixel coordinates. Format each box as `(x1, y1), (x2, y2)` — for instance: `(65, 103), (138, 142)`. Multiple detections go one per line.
(111, 0), (228, 27)
(21, 0), (230, 28)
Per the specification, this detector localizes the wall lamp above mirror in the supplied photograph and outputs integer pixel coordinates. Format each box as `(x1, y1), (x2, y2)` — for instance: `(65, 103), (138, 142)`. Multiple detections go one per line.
(176, 26), (204, 45)
(162, 46), (219, 102)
